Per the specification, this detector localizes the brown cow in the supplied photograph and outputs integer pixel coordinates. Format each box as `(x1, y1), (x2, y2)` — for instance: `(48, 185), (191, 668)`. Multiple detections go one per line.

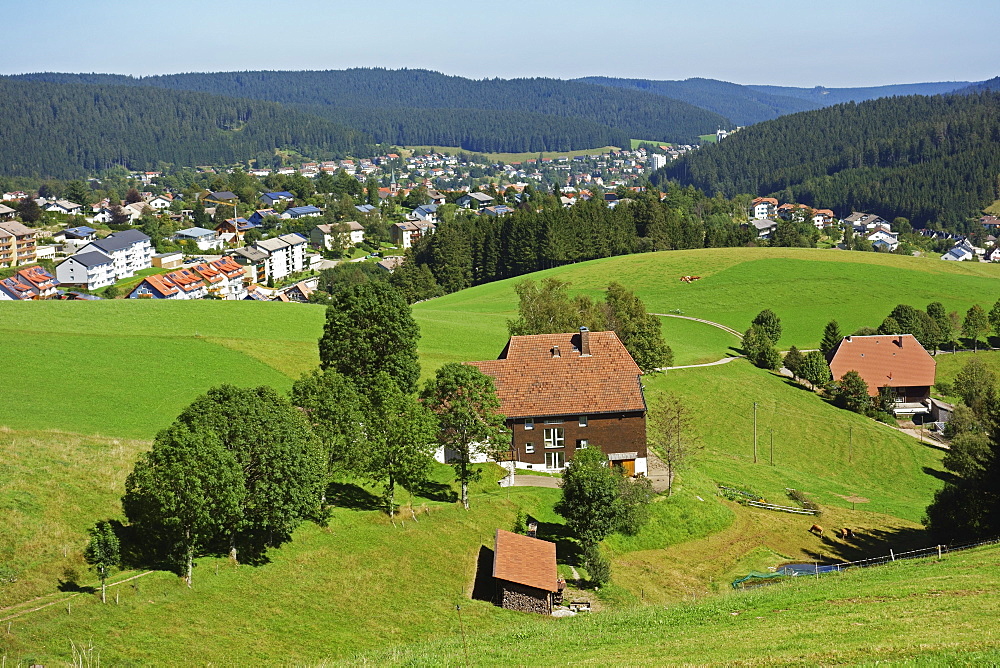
(839, 527), (855, 539)
(809, 524), (824, 536)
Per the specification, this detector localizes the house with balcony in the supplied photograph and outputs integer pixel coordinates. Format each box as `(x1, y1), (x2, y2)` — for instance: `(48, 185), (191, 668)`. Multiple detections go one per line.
(310, 221), (365, 250)
(128, 274), (184, 299)
(162, 268), (208, 299)
(467, 327), (647, 475)
(174, 227), (224, 251)
(55, 251), (116, 290)
(0, 221), (37, 266)
(75, 230), (153, 280)
(250, 233), (308, 281)
(828, 334), (936, 416)
(750, 197), (778, 220)
(15, 266), (59, 299)
(0, 276), (35, 300)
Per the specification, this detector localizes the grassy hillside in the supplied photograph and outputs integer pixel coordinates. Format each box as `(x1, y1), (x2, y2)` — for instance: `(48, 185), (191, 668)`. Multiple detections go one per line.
(352, 542), (1000, 666)
(412, 247), (1000, 366)
(0, 300), (324, 439)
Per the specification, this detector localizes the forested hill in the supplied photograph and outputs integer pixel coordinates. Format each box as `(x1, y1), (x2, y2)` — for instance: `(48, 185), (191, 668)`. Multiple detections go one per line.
(577, 76), (821, 126)
(15, 69), (731, 151)
(953, 77), (1000, 94)
(746, 81), (971, 106)
(652, 92), (1000, 229)
(0, 79), (374, 179)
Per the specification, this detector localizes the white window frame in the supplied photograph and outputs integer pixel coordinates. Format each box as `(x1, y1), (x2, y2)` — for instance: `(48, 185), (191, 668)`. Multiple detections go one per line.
(578, 415), (588, 427)
(544, 428), (565, 449)
(544, 417), (564, 424)
(576, 439), (588, 450)
(524, 442), (534, 454)
(545, 451), (565, 469)
(524, 418), (534, 431)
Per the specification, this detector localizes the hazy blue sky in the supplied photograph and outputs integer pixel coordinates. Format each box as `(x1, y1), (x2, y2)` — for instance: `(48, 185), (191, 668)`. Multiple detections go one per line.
(5, 0), (997, 86)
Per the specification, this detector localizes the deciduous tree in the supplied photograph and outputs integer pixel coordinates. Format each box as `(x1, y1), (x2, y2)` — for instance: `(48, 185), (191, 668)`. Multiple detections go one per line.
(962, 304), (990, 352)
(83, 520), (120, 603)
(836, 370), (873, 415)
(953, 357), (997, 418)
(319, 282), (421, 394)
(751, 309), (782, 343)
(291, 369), (365, 479)
(647, 394), (699, 496)
(123, 424), (244, 586)
(783, 346), (805, 380)
(361, 372), (438, 515)
(799, 350), (832, 389)
(421, 363), (507, 510)
(603, 282), (673, 371)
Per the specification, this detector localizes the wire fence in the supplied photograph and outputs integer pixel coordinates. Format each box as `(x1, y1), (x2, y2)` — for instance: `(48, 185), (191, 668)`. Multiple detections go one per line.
(732, 535), (1000, 590)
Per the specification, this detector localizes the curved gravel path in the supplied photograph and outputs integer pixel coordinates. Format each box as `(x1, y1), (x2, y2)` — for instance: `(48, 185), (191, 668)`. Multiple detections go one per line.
(650, 312), (745, 370)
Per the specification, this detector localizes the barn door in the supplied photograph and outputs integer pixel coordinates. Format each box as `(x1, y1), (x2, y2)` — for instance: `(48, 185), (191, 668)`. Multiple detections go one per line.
(622, 459), (635, 476)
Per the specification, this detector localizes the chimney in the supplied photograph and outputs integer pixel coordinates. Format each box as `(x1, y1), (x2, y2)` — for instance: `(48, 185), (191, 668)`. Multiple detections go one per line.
(551, 346), (561, 358)
(579, 327), (591, 356)
(897, 335), (904, 347)
(845, 336), (852, 343)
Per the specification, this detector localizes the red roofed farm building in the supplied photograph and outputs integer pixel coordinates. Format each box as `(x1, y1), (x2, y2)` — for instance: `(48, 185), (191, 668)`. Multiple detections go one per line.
(467, 327), (647, 475)
(828, 334), (936, 416)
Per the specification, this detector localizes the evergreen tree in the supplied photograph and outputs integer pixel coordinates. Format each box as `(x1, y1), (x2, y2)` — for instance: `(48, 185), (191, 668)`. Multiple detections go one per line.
(783, 346), (805, 379)
(820, 320), (842, 358)
(836, 371), (873, 415)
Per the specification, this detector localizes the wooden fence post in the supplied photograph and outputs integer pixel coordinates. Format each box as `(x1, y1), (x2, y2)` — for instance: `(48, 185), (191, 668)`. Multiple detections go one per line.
(890, 549), (895, 562)
(937, 545), (942, 560)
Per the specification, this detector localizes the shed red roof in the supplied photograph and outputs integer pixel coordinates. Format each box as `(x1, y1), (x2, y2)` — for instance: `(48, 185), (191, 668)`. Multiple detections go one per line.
(467, 330), (644, 418)
(828, 334), (935, 396)
(493, 529), (558, 592)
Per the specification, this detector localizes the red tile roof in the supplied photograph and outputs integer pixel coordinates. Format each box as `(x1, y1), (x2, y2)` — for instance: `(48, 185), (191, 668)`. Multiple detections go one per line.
(143, 274), (180, 296)
(828, 334), (935, 396)
(164, 269), (205, 293)
(467, 330), (644, 418)
(493, 529), (558, 592)
(191, 262), (223, 284)
(16, 265), (56, 290)
(211, 257), (245, 278)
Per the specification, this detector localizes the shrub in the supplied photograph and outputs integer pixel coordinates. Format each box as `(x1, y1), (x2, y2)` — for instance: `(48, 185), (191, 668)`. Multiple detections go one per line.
(582, 542), (611, 587)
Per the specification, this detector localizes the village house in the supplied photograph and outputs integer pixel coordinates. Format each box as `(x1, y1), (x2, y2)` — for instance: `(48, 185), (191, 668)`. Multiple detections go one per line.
(457, 191), (494, 210)
(492, 529), (564, 615)
(750, 197), (778, 220)
(0, 203), (15, 220)
(128, 274), (183, 299)
(749, 219), (779, 240)
(229, 246), (270, 284)
(15, 265), (59, 299)
(867, 228), (900, 252)
(412, 204), (440, 222)
(467, 327), (647, 475)
(828, 334), (936, 417)
(145, 193), (173, 210)
(280, 205), (323, 220)
(0, 276), (36, 300)
(376, 255), (405, 273)
(310, 221), (365, 250)
(42, 199), (84, 216)
(391, 220), (435, 249)
(251, 233), (308, 281)
(941, 238), (979, 261)
(55, 251), (116, 290)
(174, 227), (224, 251)
(162, 268), (208, 299)
(261, 191), (295, 207)
(215, 218), (261, 245)
(0, 221), (38, 267)
(73, 229), (153, 280)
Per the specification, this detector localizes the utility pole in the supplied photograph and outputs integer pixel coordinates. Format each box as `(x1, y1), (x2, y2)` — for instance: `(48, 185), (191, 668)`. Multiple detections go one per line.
(849, 425), (853, 464)
(770, 428), (774, 466)
(753, 402), (758, 464)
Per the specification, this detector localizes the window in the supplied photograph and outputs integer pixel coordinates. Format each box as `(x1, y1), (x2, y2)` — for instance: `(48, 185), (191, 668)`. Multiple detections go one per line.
(576, 439), (588, 450)
(544, 418), (564, 425)
(545, 451), (565, 469)
(578, 415), (588, 427)
(524, 418), (534, 431)
(524, 443), (534, 454)
(544, 428), (565, 449)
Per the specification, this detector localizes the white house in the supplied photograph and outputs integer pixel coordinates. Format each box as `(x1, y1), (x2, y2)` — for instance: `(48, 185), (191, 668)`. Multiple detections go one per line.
(146, 194), (173, 210)
(55, 251), (117, 290)
(751, 219), (779, 239)
(310, 222), (365, 250)
(75, 230), (153, 280)
(174, 227), (224, 251)
(252, 233), (308, 281)
(750, 197), (778, 220)
(867, 229), (899, 252)
(280, 205), (322, 220)
(941, 239), (978, 262)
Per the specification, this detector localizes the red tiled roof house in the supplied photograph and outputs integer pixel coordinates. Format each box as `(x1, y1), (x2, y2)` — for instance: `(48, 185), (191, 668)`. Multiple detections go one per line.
(467, 327), (648, 475)
(828, 334), (936, 416)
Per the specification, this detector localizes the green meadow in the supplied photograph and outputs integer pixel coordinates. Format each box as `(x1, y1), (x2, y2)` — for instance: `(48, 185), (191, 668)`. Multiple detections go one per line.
(1, 246), (995, 664)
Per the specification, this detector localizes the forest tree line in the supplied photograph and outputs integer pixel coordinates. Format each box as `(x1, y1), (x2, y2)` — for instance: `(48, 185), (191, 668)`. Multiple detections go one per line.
(654, 92), (1000, 230)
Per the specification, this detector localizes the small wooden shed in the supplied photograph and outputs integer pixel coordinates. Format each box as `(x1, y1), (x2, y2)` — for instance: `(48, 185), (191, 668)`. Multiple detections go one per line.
(493, 529), (563, 614)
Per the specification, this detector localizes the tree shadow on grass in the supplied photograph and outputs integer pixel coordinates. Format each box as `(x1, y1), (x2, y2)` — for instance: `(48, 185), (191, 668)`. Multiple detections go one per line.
(800, 525), (932, 564)
(923, 466), (957, 485)
(779, 376), (818, 393)
(534, 520), (582, 567)
(326, 481), (383, 511)
(57, 568), (96, 594)
(411, 480), (459, 503)
(470, 545), (496, 603)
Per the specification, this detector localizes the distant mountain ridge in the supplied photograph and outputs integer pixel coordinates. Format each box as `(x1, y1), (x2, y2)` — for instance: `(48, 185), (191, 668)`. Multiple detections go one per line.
(13, 69), (731, 151)
(577, 76), (976, 125)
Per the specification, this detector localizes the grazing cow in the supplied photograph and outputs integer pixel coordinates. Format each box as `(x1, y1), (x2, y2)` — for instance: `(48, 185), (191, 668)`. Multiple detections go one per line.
(840, 528), (855, 539)
(809, 524), (824, 536)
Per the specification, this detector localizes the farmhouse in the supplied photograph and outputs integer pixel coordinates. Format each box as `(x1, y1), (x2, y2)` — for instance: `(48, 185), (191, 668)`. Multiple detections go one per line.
(468, 327), (647, 474)
(492, 529), (564, 615)
(828, 334), (936, 416)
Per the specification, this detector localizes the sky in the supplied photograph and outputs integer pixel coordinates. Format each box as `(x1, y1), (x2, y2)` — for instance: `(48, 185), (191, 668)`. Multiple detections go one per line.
(3, 0), (998, 87)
